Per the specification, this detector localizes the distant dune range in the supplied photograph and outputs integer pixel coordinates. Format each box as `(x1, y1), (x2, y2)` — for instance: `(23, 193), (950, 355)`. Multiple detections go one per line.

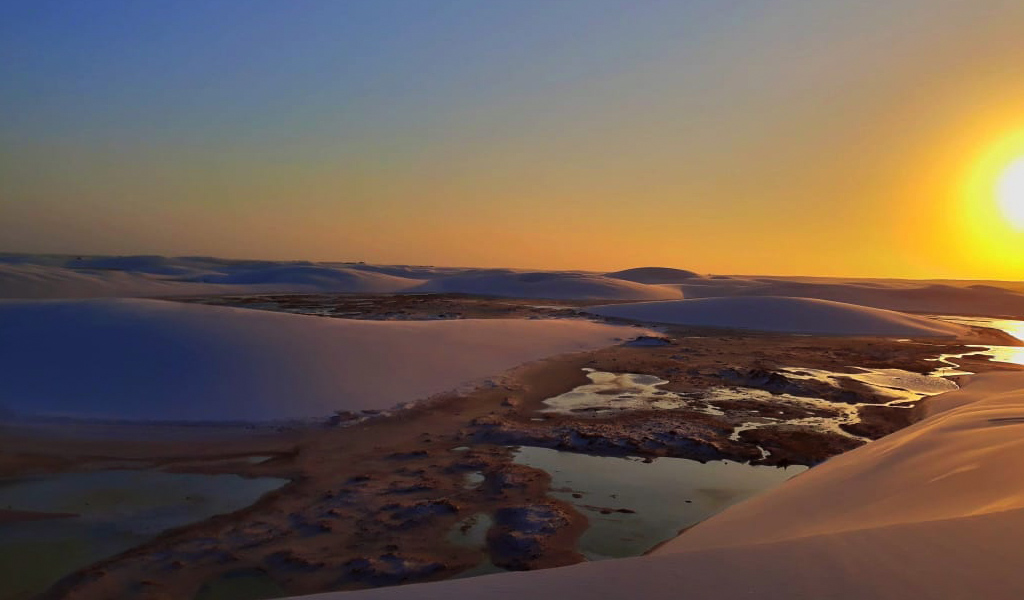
(2, 254), (1022, 317)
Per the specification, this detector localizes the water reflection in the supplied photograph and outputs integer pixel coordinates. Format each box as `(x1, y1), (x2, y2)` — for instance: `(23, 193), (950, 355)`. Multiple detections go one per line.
(513, 446), (804, 560)
(0, 470), (287, 600)
(446, 513), (505, 579)
(541, 366), (957, 442)
(932, 316), (1024, 371)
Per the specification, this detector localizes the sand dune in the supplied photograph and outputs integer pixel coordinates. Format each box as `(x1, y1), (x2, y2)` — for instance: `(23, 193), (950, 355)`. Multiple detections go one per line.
(605, 266), (702, 283)
(0, 263), (241, 299)
(0, 257), (426, 299)
(346, 263), (470, 279)
(411, 269), (682, 300)
(0, 299), (645, 422)
(674, 275), (1024, 318)
(587, 296), (968, 337)
(180, 264), (420, 292)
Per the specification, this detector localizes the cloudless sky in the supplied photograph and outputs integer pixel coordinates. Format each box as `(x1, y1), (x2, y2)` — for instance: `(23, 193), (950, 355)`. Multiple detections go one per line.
(3, 0), (1024, 278)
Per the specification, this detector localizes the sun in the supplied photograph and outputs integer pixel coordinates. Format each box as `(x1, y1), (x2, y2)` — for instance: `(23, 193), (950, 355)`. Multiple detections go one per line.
(952, 125), (1024, 277)
(997, 157), (1024, 230)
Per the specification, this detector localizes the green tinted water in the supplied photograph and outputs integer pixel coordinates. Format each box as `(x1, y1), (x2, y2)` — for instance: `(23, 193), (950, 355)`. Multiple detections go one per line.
(0, 470), (286, 600)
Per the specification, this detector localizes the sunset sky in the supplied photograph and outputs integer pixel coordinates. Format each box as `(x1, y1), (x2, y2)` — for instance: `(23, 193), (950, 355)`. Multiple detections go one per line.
(3, 0), (1024, 279)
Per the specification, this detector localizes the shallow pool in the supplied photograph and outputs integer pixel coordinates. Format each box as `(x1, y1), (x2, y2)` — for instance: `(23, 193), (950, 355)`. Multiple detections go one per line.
(0, 470), (287, 600)
(446, 513), (506, 578)
(932, 316), (1024, 373)
(513, 446), (804, 560)
(540, 369), (722, 416)
(540, 365), (958, 441)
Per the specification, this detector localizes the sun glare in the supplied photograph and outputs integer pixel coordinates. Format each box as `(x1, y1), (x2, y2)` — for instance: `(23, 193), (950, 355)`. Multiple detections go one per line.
(997, 157), (1024, 230)
(954, 126), (1024, 277)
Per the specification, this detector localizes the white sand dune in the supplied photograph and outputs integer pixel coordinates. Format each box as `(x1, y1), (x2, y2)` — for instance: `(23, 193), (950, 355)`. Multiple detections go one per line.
(307, 371), (1024, 600)
(0, 259), (424, 299)
(179, 264), (420, 292)
(0, 299), (645, 422)
(0, 263), (226, 299)
(605, 266), (702, 283)
(410, 269), (682, 300)
(587, 296), (967, 337)
(673, 275), (1024, 318)
(346, 263), (470, 279)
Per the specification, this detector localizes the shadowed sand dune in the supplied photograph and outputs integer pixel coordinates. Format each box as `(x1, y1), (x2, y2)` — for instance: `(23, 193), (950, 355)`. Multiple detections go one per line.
(0, 298), (648, 421)
(0, 261), (423, 299)
(587, 296), (968, 337)
(410, 269), (682, 300)
(179, 264), (420, 292)
(605, 267), (702, 283)
(672, 275), (1024, 318)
